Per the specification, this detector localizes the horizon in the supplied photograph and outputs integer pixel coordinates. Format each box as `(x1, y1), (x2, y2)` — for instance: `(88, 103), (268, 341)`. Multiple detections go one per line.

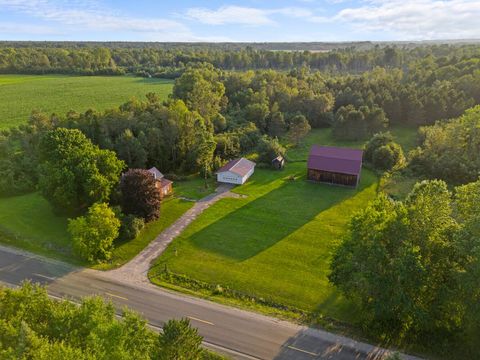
(1, 1), (479, 42)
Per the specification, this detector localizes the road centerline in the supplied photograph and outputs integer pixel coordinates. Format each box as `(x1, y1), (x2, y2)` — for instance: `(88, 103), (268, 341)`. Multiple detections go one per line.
(287, 345), (318, 357)
(105, 292), (128, 301)
(187, 315), (215, 326)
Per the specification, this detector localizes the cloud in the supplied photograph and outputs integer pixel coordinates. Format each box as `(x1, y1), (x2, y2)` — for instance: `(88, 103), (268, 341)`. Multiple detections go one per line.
(0, 22), (58, 35)
(185, 6), (275, 25)
(334, 0), (480, 40)
(0, 0), (191, 39)
(185, 5), (313, 26)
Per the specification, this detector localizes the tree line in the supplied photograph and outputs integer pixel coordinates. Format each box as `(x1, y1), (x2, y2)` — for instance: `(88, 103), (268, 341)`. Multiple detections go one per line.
(2, 43), (480, 78)
(0, 282), (223, 360)
(330, 106), (480, 358)
(330, 178), (480, 358)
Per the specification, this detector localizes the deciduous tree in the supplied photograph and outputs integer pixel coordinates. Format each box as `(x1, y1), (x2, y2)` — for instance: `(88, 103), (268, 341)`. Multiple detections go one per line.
(120, 169), (161, 222)
(68, 202), (120, 262)
(38, 128), (124, 214)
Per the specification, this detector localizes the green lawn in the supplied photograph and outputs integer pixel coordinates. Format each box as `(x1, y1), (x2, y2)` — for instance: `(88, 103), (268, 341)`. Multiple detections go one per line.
(151, 129), (379, 323)
(0, 75), (173, 129)
(0, 193), (192, 268)
(173, 176), (217, 201)
(94, 198), (193, 270)
(390, 125), (419, 152)
(287, 126), (419, 162)
(0, 193), (74, 262)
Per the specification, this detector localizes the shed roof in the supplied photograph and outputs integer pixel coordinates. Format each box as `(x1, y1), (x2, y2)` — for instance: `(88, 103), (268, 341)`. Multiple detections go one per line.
(216, 158), (256, 177)
(272, 155), (284, 163)
(307, 145), (363, 176)
(147, 167), (164, 180)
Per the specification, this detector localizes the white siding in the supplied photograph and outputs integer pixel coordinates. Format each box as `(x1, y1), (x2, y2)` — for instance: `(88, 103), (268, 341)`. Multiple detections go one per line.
(217, 171), (243, 185)
(241, 167), (255, 184)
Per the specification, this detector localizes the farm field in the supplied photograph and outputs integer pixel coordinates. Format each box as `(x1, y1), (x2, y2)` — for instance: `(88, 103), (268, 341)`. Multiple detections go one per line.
(150, 129), (380, 323)
(0, 75), (173, 129)
(0, 192), (192, 267)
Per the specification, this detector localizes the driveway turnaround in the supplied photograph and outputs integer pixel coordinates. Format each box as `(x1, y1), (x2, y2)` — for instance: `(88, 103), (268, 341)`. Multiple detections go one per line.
(0, 244), (421, 360)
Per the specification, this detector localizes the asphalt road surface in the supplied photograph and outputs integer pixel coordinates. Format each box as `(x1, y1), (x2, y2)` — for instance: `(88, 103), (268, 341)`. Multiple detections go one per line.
(0, 245), (421, 360)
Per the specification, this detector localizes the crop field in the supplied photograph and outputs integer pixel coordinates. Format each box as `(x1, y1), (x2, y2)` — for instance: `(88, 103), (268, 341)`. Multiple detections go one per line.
(151, 129), (379, 323)
(0, 75), (173, 129)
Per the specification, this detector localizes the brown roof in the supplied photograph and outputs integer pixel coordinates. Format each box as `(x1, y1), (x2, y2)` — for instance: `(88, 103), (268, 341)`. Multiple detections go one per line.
(307, 145), (363, 176)
(159, 178), (172, 188)
(147, 167), (164, 180)
(216, 158), (256, 177)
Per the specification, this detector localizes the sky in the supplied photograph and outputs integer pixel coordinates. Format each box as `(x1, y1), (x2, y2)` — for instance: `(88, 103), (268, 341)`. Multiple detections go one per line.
(0, 0), (479, 42)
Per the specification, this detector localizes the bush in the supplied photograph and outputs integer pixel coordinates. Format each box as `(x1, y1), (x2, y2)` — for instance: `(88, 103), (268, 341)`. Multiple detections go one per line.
(364, 132), (394, 162)
(119, 214), (145, 241)
(372, 143), (403, 171)
(256, 136), (286, 164)
(364, 132), (404, 171)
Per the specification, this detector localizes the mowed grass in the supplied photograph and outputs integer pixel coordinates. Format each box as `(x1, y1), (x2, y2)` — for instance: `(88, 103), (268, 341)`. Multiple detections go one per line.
(0, 193), (192, 267)
(287, 126), (418, 161)
(0, 193), (74, 262)
(174, 176), (217, 200)
(152, 129), (379, 322)
(94, 198), (193, 270)
(0, 75), (173, 129)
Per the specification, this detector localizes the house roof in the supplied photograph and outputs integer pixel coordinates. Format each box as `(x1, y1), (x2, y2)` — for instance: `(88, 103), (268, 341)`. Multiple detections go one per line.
(307, 145), (363, 176)
(159, 178), (172, 187)
(216, 158), (256, 177)
(147, 167), (164, 180)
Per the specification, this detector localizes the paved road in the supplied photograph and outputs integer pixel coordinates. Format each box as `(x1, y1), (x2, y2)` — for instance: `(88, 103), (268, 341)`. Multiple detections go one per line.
(0, 245), (421, 360)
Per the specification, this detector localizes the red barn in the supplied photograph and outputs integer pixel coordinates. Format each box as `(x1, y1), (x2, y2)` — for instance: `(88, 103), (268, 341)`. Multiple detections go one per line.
(307, 145), (363, 187)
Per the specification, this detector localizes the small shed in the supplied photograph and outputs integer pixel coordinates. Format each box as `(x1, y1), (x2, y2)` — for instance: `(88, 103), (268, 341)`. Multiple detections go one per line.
(216, 158), (256, 185)
(147, 167), (173, 198)
(307, 145), (363, 187)
(271, 155), (285, 170)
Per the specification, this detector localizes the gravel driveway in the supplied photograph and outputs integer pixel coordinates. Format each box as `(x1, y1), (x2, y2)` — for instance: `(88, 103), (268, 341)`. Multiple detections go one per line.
(108, 183), (241, 283)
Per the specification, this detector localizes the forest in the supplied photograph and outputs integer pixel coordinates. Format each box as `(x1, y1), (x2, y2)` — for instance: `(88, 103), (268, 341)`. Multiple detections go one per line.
(1, 42), (480, 358)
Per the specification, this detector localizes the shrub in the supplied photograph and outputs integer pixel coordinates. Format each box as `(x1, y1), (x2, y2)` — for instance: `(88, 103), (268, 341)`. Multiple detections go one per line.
(364, 132), (404, 171)
(119, 214), (145, 241)
(372, 143), (404, 171)
(256, 136), (286, 164)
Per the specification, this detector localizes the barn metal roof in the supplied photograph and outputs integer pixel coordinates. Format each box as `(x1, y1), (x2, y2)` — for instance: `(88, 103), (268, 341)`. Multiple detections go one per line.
(307, 145), (363, 176)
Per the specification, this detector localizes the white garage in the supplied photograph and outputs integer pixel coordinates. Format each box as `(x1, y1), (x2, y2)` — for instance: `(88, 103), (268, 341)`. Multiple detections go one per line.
(216, 158), (256, 185)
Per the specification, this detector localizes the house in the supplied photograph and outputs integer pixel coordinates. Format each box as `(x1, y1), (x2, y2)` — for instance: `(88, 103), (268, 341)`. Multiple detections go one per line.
(147, 167), (173, 198)
(307, 145), (363, 187)
(271, 155), (285, 170)
(216, 158), (256, 185)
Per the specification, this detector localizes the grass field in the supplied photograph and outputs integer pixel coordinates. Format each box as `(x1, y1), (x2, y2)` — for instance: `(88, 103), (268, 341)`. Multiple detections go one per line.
(151, 128), (379, 323)
(0, 193), (192, 267)
(174, 176), (217, 200)
(94, 198), (193, 270)
(0, 75), (173, 129)
(0, 193), (74, 263)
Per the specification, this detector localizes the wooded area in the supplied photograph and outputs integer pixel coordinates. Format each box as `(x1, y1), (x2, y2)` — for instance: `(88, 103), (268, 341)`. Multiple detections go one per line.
(1, 42), (480, 359)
